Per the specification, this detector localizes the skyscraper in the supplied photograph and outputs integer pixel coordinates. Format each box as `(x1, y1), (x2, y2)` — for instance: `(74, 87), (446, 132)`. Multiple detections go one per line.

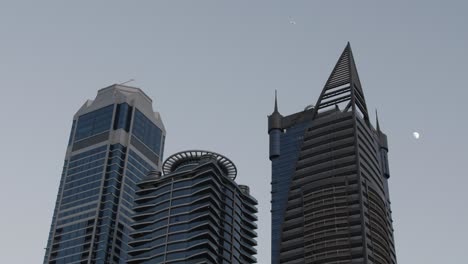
(44, 84), (166, 264)
(269, 44), (397, 264)
(128, 150), (258, 264)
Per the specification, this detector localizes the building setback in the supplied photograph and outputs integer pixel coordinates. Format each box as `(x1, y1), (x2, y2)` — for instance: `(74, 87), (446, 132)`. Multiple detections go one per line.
(268, 44), (397, 264)
(128, 150), (258, 264)
(44, 85), (166, 264)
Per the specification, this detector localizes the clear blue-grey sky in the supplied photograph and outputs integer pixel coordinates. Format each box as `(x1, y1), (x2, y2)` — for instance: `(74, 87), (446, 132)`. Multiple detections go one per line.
(1, 1), (467, 263)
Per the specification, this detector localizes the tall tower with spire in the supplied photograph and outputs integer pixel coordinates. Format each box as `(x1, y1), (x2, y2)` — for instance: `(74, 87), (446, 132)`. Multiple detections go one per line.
(268, 44), (397, 264)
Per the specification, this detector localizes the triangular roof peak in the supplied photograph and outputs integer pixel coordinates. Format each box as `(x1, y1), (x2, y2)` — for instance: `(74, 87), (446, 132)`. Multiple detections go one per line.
(312, 43), (369, 121)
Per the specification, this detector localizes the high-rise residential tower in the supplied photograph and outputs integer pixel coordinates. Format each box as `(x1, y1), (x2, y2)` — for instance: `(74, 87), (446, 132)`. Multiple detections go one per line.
(44, 84), (166, 264)
(268, 44), (397, 264)
(128, 150), (258, 264)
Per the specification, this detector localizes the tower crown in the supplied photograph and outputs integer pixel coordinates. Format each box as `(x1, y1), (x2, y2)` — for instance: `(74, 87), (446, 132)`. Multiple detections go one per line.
(162, 150), (237, 180)
(313, 43), (369, 121)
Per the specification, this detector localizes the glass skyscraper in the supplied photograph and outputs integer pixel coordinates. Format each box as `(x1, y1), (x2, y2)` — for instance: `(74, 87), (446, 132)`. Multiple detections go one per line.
(128, 150), (258, 264)
(268, 44), (397, 264)
(268, 94), (314, 264)
(44, 84), (166, 264)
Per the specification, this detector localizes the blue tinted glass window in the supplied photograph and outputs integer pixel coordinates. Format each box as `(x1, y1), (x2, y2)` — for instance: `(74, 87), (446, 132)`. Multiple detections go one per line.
(271, 121), (311, 263)
(75, 105), (114, 141)
(113, 103), (133, 131)
(132, 109), (162, 155)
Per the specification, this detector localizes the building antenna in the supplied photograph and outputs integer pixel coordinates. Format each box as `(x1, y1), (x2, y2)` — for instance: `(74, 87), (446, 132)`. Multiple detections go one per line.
(119, 79), (135, 85)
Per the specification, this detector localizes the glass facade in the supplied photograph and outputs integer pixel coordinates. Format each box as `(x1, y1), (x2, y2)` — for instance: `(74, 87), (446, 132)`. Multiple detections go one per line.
(132, 109), (163, 156)
(44, 85), (165, 264)
(114, 103), (133, 132)
(74, 105), (114, 141)
(128, 151), (258, 264)
(48, 146), (106, 263)
(270, 121), (311, 264)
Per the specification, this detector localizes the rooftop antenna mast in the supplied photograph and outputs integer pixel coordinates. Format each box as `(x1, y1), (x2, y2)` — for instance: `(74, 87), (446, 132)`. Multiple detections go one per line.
(119, 79), (135, 85)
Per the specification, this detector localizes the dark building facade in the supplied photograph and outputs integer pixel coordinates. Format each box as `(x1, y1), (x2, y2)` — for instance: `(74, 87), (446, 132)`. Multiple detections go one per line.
(128, 150), (258, 264)
(269, 44), (397, 264)
(44, 85), (166, 264)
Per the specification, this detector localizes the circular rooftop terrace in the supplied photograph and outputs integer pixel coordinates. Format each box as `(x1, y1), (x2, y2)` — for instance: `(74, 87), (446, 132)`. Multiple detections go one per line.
(162, 150), (237, 180)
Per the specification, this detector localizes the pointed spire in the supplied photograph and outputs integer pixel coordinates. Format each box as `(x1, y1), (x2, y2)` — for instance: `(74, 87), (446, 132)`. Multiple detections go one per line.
(274, 89), (279, 112)
(270, 90), (282, 116)
(312, 43), (369, 121)
(268, 90), (283, 132)
(375, 109), (389, 151)
(376, 109), (381, 132)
